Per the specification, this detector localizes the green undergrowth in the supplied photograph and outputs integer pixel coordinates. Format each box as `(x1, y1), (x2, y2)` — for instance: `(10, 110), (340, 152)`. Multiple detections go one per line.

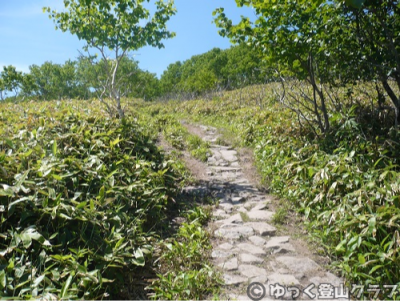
(134, 83), (400, 299)
(0, 99), (218, 300)
(134, 108), (211, 162)
(149, 205), (221, 300)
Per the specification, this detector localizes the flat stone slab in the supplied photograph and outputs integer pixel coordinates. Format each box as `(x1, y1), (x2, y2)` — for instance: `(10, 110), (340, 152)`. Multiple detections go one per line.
(223, 274), (248, 286)
(247, 210), (274, 221)
(217, 242), (234, 251)
(248, 236), (267, 246)
(213, 209), (229, 218)
(275, 256), (320, 275)
(248, 202), (270, 211)
(267, 272), (300, 286)
(240, 253), (264, 264)
(219, 203), (233, 213)
(244, 222), (277, 236)
(215, 224), (254, 239)
(212, 250), (233, 258)
(237, 243), (266, 256)
(220, 150), (238, 162)
(238, 264), (268, 278)
(273, 243), (295, 254)
(215, 213), (243, 226)
(264, 236), (290, 250)
(218, 257), (238, 271)
(232, 196), (245, 205)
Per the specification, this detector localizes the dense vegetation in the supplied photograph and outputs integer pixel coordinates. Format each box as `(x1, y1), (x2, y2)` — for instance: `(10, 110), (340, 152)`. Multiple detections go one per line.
(0, 99), (219, 299)
(0, 44), (266, 103)
(135, 82), (400, 298)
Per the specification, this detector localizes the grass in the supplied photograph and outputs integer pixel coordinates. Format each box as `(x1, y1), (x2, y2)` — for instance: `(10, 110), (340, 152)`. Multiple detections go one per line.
(0, 98), (219, 300)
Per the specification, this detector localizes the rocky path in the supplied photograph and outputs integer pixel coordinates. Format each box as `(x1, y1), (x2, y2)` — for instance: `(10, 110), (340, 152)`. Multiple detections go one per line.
(185, 125), (346, 300)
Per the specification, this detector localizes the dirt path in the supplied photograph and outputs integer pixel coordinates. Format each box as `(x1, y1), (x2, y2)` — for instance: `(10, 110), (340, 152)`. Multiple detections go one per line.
(181, 123), (346, 300)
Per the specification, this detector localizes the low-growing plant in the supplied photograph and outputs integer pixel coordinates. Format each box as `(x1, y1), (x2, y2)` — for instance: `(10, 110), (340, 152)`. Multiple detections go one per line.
(149, 208), (221, 300)
(0, 99), (186, 299)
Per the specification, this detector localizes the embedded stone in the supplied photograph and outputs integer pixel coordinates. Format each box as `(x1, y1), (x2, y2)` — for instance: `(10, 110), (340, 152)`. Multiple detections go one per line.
(219, 203), (233, 213)
(238, 264), (268, 278)
(250, 202), (270, 211)
(237, 243), (266, 256)
(244, 222), (277, 236)
(214, 224), (254, 239)
(264, 236), (290, 250)
(247, 210), (274, 221)
(273, 244), (295, 254)
(223, 274), (247, 286)
(212, 250), (232, 258)
(240, 253), (264, 264)
(215, 213), (243, 226)
(248, 236), (267, 246)
(267, 272), (300, 286)
(231, 196), (245, 205)
(220, 150), (238, 162)
(275, 256), (320, 276)
(218, 257), (238, 271)
(217, 242), (234, 251)
(213, 209), (229, 218)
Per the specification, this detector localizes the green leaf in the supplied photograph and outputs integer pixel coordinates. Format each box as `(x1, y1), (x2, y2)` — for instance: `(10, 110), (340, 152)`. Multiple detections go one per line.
(133, 248), (145, 266)
(52, 140), (57, 156)
(60, 273), (73, 298)
(99, 186), (105, 203)
(32, 275), (45, 288)
(0, 270), (6, 289)
(358, 253), (365, 264)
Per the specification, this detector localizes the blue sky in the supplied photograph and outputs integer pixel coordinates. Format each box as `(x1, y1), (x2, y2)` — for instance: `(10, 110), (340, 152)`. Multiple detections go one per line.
(0, 1), (255, 78)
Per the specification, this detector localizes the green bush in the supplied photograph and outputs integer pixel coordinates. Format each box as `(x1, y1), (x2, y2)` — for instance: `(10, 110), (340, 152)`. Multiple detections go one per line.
(0, 101), (183, 299)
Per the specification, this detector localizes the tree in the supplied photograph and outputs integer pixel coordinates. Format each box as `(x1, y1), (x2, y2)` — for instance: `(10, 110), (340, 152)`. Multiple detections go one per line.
(0, 77), (5, 101)
(341, 0), (400, 125)
(214, 1), (338, 134)
(45, 0), (176, 118)
(1, 65), (23, 98)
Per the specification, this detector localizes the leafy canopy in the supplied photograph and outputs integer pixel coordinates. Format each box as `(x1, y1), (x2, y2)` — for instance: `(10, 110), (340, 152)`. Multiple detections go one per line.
(45, 0), (176, 53)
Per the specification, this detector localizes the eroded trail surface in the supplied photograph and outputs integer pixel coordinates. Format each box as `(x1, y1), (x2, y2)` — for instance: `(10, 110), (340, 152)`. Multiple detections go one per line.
(183, 124), (344, 300)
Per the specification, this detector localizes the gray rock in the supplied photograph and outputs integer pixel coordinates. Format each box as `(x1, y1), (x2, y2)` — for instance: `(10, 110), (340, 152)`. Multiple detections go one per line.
(217, 242), (234, 251)
(273, 244), (295, 254)
(237, 243), (267, 256)
(250, 202), (270, 211)
(215, 213), (243, 226)
(248, 236), (267, 246)
(213, 209), (229, 218)
(212, 250), (233, 258)
(247, 210), (274, 221)
(218, 257), (238, 271)
(264, 236), (290, 250)
(237, 207), (248, 213)
(240, 253), (264, 264)
(238, 264), (268, 278)
(223, 274), (248, 286)
(244, 222), (277, 236)
(275, 256), (320, 276)
(250, 275), (269, 284)
(232, 196), (245, 205)
(267, 272), (300, 286)
(220, 150), (238, 162)
(219, 203), (233, 213)
(214, 224), (254, 239)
